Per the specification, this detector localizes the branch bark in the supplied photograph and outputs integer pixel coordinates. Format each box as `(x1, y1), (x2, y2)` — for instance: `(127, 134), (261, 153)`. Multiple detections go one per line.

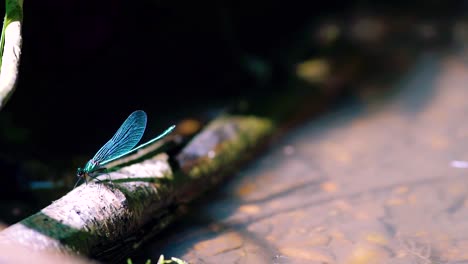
(0, 115), (274, 262)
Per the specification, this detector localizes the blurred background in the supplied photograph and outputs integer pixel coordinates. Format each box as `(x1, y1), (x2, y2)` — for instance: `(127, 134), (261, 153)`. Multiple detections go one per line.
(1, 1), (468, 261)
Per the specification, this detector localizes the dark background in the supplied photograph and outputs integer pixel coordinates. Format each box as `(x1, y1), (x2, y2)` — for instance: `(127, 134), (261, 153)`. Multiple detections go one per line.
(2, 0), (346, 160)
(0, 0), (466, 198)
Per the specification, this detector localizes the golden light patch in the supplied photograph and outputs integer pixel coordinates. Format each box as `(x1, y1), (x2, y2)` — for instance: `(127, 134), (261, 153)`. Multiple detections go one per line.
(449, 184), (465, 195)
(328, 210), (339, 216)
(354, 211), (370, 220)
(386, 198), (405, 206)
(193, 232), (243, 256)
(347, 245), (389, 264)
(177, 119), (201, 135)
(335, 151), (352, 163)
(414, 231), (428, 237)
(393, 186), (409, 194)
(238, 205), (261, 215)
(330, 230), (350, 243)
(236, 183), (256, 196)
(395, 250), (408, 258)
(365, 233), (388, 245)
(321, 181), (339, 193)
(314, 226), (327, 232)
(334, 200), (352, 211)
(279, 247), (334, 262)
(265, 235), (276, 242)
(460, 252), (468, 260)
(322, 142), (352, 164)
(407, 194), (417, 204)
(296, 59), (330, 83)
(430, 136), (448, 149)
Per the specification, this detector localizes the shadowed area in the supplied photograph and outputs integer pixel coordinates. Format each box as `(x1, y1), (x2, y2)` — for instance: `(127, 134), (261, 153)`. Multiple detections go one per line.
(135, 50), (468, 263)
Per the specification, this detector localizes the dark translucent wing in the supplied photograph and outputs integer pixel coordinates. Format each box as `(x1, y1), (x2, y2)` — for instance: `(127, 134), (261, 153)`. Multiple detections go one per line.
(100, 124), (176, 166)
(92, 110), (147, 164)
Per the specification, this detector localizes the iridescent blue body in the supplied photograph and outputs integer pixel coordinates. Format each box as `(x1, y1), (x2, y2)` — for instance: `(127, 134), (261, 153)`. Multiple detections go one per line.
(75, 110), (175, 187)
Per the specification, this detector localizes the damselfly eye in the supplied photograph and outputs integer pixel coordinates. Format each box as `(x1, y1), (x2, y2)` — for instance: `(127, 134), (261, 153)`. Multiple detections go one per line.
(76, 168), (84, 177)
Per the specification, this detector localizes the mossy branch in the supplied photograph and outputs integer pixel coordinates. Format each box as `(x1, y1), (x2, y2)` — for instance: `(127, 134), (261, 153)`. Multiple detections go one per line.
(0, 115), (275, 262)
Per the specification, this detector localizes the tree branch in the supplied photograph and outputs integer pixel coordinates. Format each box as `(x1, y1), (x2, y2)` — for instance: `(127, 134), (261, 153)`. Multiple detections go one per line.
(0, 115), (274, 262)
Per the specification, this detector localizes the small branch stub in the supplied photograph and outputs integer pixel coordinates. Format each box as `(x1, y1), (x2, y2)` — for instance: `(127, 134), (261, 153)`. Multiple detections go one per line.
(0, 0), (23, 109)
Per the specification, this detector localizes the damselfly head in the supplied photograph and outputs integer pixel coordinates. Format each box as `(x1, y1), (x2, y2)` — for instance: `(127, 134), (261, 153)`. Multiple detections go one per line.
(73, 168), (87, 189)
(76, 167), (85, 178)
